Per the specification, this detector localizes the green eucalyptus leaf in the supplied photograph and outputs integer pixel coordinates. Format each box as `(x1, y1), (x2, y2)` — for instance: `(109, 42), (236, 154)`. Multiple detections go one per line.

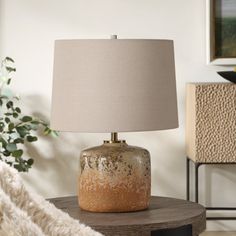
(6, 101), (13, 109)
(13, 113), (18, 118)
(5, 57), (14, 63)
(5, 66), (16, 73)
(14, 165), (22, 171)
(14, 164), (26, 172)
(29, 123), (38, 130)
(25, 125), (32, 130)
(21, 116), (32, 122)
(43, 127), (51, 135)
(7, 78), (11, 85)
(8, 122), (14, 131)
(9, 132), (19, 139)
(12, 149), (23, 158)
(7, 103), (13, 109)
(16, 126), (29, 138)
(5, 117), (10, 123)
(6, 143), (17, 152)
(3, 150), (11, 156)
(0, 137), (7, 147)
(13, 138), (24, 144)
(26, 136), (38, 142)
(27, 158), (34, 166)
(0, 122), (5, 131)
(31, 120), (40, 125)
(15, 107), (21, 113)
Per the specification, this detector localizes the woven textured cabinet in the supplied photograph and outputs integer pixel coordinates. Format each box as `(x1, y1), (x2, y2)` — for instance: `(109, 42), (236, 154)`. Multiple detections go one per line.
(186, 83), (236, 163)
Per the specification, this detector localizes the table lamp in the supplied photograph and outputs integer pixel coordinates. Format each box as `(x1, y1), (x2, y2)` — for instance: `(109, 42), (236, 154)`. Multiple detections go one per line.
(51, 36), (178, 213)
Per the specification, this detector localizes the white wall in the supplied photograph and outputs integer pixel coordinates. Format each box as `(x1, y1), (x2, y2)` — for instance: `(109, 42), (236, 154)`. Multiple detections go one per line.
(0, 0), (235, 231)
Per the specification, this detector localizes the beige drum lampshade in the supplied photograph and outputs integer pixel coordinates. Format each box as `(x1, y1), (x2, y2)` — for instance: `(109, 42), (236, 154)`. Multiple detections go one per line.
(51, 39), (178, 132)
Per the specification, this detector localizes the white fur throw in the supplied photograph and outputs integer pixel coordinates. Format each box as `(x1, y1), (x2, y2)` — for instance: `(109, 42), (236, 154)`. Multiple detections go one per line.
(0, 161), (103, 236)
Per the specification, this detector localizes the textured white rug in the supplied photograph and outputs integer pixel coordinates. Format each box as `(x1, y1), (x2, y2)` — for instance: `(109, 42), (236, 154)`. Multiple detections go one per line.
(0, 161), (103, 236)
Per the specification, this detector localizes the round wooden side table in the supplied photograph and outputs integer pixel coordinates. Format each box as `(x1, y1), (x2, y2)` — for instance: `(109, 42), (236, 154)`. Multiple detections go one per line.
(50, 196), (206, 236)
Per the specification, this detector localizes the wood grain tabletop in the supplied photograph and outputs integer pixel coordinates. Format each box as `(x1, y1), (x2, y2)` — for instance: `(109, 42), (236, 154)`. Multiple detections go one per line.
(50, 196), (206, 236)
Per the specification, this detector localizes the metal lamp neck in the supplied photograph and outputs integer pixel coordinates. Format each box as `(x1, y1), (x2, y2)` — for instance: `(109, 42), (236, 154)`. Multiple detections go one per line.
(104, 132), (126, 144)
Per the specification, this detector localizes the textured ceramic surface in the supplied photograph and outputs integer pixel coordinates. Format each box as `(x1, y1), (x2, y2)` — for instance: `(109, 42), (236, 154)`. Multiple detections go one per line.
(78, 142), (151, 212)
(186, 83), (236, 163)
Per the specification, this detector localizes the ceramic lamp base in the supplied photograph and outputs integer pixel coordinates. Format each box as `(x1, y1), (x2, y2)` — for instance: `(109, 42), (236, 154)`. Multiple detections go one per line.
(78, 141), (151, 212)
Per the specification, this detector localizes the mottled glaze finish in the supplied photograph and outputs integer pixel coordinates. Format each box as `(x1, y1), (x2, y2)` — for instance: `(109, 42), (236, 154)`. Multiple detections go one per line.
(78, 142), (151, 212)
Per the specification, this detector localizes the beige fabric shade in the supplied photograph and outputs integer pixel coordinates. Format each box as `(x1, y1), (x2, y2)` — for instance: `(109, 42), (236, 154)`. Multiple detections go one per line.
(51, 39), (178, 133)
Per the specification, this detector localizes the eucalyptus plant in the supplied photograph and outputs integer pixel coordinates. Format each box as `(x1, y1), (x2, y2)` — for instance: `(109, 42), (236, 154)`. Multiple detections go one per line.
(0, 57), (57, 172)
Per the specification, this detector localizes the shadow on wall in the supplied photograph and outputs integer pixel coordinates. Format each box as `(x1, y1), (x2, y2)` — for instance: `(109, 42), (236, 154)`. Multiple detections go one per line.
(21, 94), (236, 204)
(141, 131), (186, 199)
(20, 94), (89, 198)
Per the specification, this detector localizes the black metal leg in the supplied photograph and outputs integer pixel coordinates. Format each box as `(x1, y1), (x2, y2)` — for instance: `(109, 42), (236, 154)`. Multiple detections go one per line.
(195, 163), (200, 203)
(187, 157), (236, 221)
(186, 157), (190, 201)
